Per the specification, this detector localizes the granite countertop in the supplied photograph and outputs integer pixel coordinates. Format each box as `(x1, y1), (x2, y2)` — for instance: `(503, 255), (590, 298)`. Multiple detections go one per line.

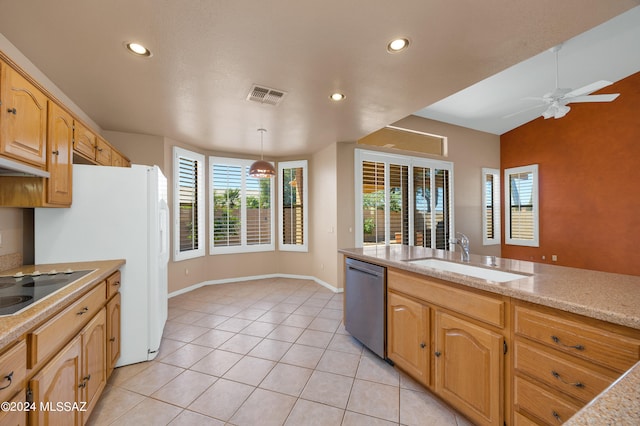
(339, 245), (640, 329)
(339, 245), (640, 425)
(0, 259), (125, 349)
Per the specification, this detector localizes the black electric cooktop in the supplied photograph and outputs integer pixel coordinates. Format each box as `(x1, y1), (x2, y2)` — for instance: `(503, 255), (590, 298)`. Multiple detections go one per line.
(0, 269), (94, 316)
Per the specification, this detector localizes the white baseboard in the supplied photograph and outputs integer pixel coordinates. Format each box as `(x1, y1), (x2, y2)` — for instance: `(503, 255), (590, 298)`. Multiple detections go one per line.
(169, 273), (342, 299)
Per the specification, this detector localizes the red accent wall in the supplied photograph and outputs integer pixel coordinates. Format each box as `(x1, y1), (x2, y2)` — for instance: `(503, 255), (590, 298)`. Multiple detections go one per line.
(501, 71), (640, 276)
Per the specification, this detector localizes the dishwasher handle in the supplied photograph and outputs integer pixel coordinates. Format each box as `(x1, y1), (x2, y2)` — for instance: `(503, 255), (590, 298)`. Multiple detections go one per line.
(346, 259), (385, 278)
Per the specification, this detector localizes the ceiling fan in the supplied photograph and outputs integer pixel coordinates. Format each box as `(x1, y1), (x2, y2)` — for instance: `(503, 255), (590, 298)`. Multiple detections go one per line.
(507, 44), (620, 120)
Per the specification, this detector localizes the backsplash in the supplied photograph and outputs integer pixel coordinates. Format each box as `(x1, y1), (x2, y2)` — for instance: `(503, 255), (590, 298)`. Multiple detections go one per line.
(0, 252), (22, 273)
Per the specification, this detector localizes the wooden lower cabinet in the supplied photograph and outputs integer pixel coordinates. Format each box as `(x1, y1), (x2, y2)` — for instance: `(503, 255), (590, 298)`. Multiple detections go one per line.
(435, 311), (504, 426)
(28, 308), (106, 426)
(0, 391), (28, 425)
(28, 335), (82, 426)
(106, 293), (121, 379)
(387, 292), (429, 385)
(80, 309), (106, 424)
(385, 267), (506, 426)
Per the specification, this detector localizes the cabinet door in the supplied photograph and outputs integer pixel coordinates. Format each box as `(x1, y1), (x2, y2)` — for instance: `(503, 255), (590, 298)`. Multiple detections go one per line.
(387, 292), (429, 385)
(28, 335), (82, 426)
(73, 121), (96, 161)
(80, 309), (106, 424)
(95, 137), (111, 165)
(106, 293), (121, 378)
(0, 62), (48, 167)
(0, 391), (28, 425)
(46, 102), (73, 206)
(435, 311), (503, 426)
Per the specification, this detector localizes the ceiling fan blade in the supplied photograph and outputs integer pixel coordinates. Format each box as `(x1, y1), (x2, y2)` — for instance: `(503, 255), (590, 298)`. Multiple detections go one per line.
(567, 93), (620, 103)
(502, 103), (546, 119)
(564, 80), (613, 98)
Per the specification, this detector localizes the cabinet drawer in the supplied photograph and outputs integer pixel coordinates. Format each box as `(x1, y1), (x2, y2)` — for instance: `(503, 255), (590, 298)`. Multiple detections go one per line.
(514, 305), (640, 373)
(28, 282), (106, 369)
(388, 269), (505, 327)
(514, 340), (616, 403)
(514, 376), (580, 425)
(0, 340), (26, 404)
(106, 270), (121, 300)
(0, 390), (27, 425)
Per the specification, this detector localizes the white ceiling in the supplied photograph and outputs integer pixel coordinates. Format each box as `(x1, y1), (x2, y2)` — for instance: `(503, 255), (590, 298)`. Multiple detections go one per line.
(0, 1), (638, 156)
(414, 6), (640, 135)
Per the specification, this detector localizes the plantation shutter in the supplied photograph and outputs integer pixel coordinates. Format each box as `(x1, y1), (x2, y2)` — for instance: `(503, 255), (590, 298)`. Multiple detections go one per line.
(389, 164), (409, 245)
(434, 168), (450, 249)
(509, 171), (534, 240)
(362, 160), (385, 245)
(413, 166), (432, 248)
(177, 156), (199, 252)
(212, 163), (242, 247)
(282, 166), (304, 245)
(485, 174), (495, 240)
(246, 170), (272, 246)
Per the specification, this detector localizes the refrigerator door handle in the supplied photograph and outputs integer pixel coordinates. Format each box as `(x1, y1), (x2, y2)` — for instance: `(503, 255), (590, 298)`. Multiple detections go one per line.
(159, 199), (170, 264)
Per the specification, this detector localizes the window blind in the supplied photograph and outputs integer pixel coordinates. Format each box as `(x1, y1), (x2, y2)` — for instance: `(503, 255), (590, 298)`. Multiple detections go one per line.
(362, 160), (385, 245)
(282, 166), (304, 245)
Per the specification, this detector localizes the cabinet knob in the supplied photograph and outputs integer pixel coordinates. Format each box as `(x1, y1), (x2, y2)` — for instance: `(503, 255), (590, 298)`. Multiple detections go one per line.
(552, 411), (562, 422)
(7, 107), (17, 115)
(434, 351), (441, 357)
(52, 150), (59, 156)
(110, 337), (116, 342)
(420, 342), (426, 349)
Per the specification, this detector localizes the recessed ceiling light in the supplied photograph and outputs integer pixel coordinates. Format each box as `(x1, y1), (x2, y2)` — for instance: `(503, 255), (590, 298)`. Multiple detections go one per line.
(330, 92), (346, 101)
(125, 42), (152, 57)
(387, 38), (410, 53)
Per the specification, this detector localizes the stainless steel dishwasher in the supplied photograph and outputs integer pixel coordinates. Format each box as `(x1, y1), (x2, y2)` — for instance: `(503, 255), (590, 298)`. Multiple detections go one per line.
(344, 257), (386, 358)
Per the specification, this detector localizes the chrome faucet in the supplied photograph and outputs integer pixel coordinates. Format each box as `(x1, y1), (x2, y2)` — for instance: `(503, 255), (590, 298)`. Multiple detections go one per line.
(454, 232), (470, 262)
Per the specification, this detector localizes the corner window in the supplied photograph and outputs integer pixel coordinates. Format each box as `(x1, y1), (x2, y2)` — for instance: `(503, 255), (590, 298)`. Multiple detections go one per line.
(504, 164), (539, 247)
(210, 157), (275, 254)
(482, 168), (501, 245)
(279, 160), (308, 251)
(173, 147), (205, 261)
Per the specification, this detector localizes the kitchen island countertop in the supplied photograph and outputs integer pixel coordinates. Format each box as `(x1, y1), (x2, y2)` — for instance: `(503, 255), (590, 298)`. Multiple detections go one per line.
(0, 259), (125, 349)
(339, 245), (640, 425)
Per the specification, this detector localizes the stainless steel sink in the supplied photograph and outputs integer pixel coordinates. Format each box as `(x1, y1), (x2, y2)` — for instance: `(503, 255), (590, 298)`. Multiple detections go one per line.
(406, 258), (528, 283)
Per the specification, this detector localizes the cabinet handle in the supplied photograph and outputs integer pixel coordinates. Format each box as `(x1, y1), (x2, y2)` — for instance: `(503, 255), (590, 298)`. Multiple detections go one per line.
(7, 107), (17, 115)
(0, 371), (13, 390)
(97, 147), (103, 152)
(78, 381), (86, 389)
(552, 411), (562, 422)
(76, 306), (89, 315)
(110, 337), (116, 342)
(420, 342), (426, 349)
(551, 370), (585, 388)
(112, 281), (120, 286)
(52, 150), (59, 155)
(83, 374), (91, 382)
(551, 335), (585, 351)
(434, 351), (441, 357)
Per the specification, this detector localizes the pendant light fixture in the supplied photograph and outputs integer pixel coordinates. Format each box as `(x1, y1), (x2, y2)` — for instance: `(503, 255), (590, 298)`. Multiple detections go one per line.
(249, 128), (276, 178)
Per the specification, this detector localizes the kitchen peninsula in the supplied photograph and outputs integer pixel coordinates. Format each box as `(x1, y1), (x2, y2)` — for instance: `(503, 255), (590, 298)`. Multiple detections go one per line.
(340, 245), (640, 425)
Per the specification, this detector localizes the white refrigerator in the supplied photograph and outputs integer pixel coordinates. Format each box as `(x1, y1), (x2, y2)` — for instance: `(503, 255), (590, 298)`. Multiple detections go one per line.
(34, 164), (170, 367)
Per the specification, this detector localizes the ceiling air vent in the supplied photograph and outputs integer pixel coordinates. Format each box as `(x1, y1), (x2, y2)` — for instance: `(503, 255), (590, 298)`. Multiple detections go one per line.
(246, 84), (287, 106)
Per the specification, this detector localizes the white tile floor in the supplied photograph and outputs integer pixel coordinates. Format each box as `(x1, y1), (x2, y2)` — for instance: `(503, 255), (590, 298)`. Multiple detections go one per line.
(88, 277), (473, 425)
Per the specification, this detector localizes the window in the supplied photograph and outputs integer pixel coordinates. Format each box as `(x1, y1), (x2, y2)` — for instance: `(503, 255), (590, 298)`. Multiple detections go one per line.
(482, 168), (501, 245)
(279, 160), (308, 251)
(355, 149), (454, 249)
(210, 157), (275, 254)
(504, 164), (539, 247)
(173, 147), (205, 261)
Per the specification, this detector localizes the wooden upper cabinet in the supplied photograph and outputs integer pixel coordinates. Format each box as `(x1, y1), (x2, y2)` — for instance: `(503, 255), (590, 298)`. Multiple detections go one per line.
(46, 101), (73, 206)
(95, 136), (112, 165)
(73, 120), (97, 160)
(0, 60), (48, 167)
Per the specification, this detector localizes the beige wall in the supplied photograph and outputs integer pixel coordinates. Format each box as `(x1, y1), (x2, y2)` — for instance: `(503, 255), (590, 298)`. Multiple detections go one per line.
(0, 208), (23, 256)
